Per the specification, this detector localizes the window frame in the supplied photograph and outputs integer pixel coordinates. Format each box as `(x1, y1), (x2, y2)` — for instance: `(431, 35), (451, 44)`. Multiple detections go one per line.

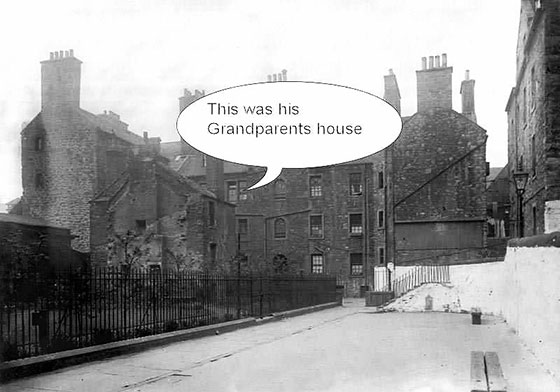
(378, 247), (385, 265)
(350, 253), (364, 276)
(237, 218), (248, 235)
(349, 173), (363, 195)
(377, 210), (385, 228)
(311, 254), (324, 274)
(274, 178), (287, 199)
(309, 175), (323, 197)
(274, 217), (287, 239)
(208, 201), (216, 227)
(309, 214), (324, 239)
(378, 170), (384, 189)
(349, 213), (363, 235)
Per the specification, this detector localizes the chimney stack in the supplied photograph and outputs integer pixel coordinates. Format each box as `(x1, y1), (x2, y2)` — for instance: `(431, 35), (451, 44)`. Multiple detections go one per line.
(178, 88), (205, 112)
(460, 69), (477, 123)
(384, 69), (401, 115)
(41, 49), (82, 112)
(416, 53), (453, 112)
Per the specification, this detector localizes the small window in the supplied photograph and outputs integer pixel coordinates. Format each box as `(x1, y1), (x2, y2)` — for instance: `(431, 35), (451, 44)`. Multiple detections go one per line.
(208, 201), (216, 226)
(34, 136), (44, 151)
(201, 154), (207, 167)
(349, 214), (363, 235)
(309, 175), (322, 197)
(311, 254), (324, 274)
(238, 218), (248, 235)
(349, 173), (362, 195)
(274, 179), (287, 199)
(378, 171), (384, 189)
(238, 180), (248, 201)
(378, 247), (385, 265)
(135, 219), (147, 233)
(350, 253), (363, 276)
(209, 243), (217, 263)
(274, 218), (286, 239)
(35, 173), (45, 188)
(532, 205), (537, 235)
(378, 210), (385, 228)
(310, 215), (323, 238)
(227, 181), (237, 202)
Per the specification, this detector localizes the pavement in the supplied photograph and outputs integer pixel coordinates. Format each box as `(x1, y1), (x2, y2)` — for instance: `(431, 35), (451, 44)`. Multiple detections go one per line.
(3, 298), (559, 392)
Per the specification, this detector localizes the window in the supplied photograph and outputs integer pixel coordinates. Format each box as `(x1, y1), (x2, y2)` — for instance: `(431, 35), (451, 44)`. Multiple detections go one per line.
(35, 173), (44, 188)
(226, 180), (248, 202)
(378, 171), (384, 189)
(349, 173), (362, 195)
(274, 179), (287, 199)
(532, 205), (537, 235)
(135, 219), (147, 233)
(227, 181), (237, 202)
(309, 175), (322, 197)
(238, 180), (248, 201)
(34, 136), (44, 151)
(311, 254), (324, 274)
(378, 210), (385, 228)
(378, 247), (385, 265)
(238, 218), (248, 235)
(208, 201), (215, 226)
(201, 154), (207, 167)
(349, 214), (363, 235)
(209, 243), (217, 263)
(274, 218), (286, 239)
(350, 253), (363, 276)
(309, 215), (323, 238)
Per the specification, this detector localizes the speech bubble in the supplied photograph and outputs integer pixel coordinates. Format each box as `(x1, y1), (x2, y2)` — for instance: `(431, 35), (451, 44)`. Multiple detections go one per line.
(176, 81), (402, 190)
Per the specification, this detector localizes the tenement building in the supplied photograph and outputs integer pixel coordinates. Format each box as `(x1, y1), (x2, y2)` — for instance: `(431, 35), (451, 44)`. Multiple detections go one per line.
(19, 51), (236, 269)
(506, 0), (560, 236)
(163, 56), (490, 296)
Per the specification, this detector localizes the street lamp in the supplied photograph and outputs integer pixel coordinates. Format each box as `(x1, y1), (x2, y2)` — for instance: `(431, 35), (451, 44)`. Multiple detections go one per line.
(513, 171), (529, 237)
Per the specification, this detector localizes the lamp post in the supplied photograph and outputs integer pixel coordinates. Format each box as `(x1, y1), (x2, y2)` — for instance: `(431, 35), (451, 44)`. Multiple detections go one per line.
(513, 171), (529, 238)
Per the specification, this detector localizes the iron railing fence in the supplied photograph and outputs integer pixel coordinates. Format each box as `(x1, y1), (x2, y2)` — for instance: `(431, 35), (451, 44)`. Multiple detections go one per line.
(379, 265), (450, 298)
(0, 269), (336, 361)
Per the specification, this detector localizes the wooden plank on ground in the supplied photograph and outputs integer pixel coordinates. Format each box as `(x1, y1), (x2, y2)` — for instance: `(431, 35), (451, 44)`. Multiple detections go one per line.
(470, 351), (488, 392)
(485, 351), (507, 392)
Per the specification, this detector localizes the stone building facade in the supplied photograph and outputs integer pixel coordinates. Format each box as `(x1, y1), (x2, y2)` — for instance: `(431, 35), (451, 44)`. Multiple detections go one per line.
(164, 58), (489, 295)
(506, 0), (560, 237)
(89, 155), (236, 271)
(374, 55), (488, 267)
(20, 51), (236, 268)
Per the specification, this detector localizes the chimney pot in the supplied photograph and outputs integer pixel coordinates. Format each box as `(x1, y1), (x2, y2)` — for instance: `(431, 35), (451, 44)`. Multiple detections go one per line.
(267, 74), (272, 82)
(277, 72), (282, 82)
(59, 50), (64, 58)
(143, 131), (148, 139)
(282, 69), (288, 81)
(273, 74), (278, 82)
(435, 55), (440, 68)
(465, 70), (470, 80)
(389, 68), (394, 75)
(69, 49), (74, 57)
(429, 56), (434, 69)
(421, 57), (427, 70)
(49, 52), (54, 60)
(442, 53), (447, 67)
(65, 50), (69, 57)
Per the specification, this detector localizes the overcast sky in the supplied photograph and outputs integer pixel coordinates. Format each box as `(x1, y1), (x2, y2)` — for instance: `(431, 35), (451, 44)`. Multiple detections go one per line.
(0, 0), (520, 204)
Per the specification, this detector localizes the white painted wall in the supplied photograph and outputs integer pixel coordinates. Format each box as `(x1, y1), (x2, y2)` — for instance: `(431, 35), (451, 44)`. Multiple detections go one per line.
(385, 246), (560, 379)
(501, 246), (560, 380)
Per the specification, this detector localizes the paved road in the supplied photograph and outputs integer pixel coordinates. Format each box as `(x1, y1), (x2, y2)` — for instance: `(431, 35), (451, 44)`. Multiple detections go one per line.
(3, 300), (559, 392)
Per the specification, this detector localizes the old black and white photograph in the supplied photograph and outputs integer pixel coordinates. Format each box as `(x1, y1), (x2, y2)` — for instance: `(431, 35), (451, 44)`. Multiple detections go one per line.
(1, 1), (560, 391)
